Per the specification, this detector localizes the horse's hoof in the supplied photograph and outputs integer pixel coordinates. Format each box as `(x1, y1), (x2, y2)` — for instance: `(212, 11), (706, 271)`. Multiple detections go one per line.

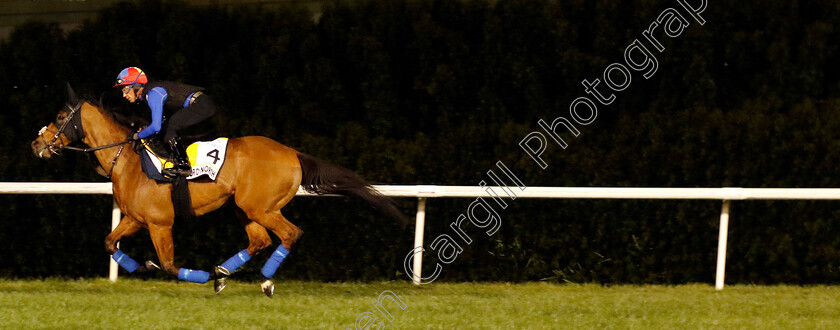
(213, 266), (230, 294)
(145, 260), (161, 271)
(214, 265), (231, 278)
(214, 277), (227, 294)
(260, 279), (274, 298)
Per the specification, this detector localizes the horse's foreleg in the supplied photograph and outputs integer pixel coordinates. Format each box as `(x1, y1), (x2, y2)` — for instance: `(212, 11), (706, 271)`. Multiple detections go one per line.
(105, 216), (159, 273)
(148, 223), (210, 284)
(105, 216), (141, 254)
(213, 210), (273, 294)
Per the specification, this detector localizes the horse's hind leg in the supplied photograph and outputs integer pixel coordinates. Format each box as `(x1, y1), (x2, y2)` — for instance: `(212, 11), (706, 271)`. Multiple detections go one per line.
(147, 223), (211, 283)
(213, 208), (273, 294)
(250, 211), (303, 297)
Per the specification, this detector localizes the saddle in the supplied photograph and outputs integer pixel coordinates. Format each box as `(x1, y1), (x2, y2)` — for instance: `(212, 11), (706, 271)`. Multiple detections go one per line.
(138, 137), (229, 182)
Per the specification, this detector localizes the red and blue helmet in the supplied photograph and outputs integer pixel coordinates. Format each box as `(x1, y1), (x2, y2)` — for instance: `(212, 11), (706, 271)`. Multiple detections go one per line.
(113, 67), (148, 88)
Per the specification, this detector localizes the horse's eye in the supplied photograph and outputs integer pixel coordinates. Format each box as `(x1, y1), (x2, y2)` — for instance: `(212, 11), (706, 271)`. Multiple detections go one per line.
(58, 115), (66, 121)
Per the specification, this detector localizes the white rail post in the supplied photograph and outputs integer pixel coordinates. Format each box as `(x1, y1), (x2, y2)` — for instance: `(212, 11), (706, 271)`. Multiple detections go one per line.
(715, 200), (731, 290)
(109, 200), (121, 282)
(411, 197), (427, 285)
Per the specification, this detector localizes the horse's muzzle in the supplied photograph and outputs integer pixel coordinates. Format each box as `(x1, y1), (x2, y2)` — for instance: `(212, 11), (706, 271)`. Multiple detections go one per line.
(31, 139), (52, 159)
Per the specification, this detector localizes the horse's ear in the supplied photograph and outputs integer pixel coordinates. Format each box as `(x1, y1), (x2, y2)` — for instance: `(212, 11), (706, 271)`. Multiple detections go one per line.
(66, 82), (80, 106)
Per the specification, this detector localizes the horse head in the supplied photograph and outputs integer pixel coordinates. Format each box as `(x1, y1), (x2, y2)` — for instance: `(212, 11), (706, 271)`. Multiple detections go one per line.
(31, 83), (87, 159)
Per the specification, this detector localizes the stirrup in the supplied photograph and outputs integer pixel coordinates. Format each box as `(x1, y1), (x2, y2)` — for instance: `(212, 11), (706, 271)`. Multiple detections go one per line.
(162, 165), (191, 177)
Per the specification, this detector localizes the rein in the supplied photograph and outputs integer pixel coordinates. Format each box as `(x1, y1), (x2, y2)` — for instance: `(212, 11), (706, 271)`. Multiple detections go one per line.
(60, 140), (130, 152)
(41, 102), (132, 178)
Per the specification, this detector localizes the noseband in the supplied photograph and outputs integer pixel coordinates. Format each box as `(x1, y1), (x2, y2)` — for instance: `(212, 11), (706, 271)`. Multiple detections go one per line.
(38, 102), (83, 156)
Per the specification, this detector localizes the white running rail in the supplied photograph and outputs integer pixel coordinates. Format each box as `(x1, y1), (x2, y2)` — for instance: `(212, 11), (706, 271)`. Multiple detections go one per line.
(5, 182), (840, 289)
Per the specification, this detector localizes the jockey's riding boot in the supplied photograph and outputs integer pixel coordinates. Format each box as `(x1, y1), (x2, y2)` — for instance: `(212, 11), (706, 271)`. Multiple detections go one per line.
(162, 137), (191, 177)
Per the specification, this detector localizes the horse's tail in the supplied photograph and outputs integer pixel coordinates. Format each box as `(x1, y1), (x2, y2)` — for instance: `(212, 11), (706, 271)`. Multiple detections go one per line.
(297, 153), (410, 227)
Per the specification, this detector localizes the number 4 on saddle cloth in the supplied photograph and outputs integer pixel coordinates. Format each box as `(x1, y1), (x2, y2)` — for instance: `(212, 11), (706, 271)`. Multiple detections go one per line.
(138, 137), (229, 182)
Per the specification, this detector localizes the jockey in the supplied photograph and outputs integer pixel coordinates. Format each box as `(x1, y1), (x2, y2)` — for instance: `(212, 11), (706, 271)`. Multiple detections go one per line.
(114, 67), (216, 177)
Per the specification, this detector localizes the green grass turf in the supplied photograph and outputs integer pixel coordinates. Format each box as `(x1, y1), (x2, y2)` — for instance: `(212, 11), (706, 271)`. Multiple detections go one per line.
(2, 279), (840, 329)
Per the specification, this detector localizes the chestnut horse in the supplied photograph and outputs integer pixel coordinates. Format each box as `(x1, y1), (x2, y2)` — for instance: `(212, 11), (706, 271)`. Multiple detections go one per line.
(31, 85), (407, 296)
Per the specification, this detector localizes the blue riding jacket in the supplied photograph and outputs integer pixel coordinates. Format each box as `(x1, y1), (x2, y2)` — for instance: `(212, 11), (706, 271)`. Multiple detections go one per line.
(136, 81), (205, 139)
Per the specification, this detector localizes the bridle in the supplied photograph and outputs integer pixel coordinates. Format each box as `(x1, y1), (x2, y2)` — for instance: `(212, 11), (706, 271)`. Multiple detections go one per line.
(37, 101), (131, 178)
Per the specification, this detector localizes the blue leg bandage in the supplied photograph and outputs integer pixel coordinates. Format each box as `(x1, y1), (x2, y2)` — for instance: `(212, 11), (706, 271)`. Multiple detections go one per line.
(220, 249), (251, 273)
(261, 245), (290, 279)
(112, 250), (140, 273)
(178, 268), (210, 283)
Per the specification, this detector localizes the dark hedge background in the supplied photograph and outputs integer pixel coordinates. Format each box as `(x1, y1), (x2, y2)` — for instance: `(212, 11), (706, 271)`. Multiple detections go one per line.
(1, 0), (840, 284)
